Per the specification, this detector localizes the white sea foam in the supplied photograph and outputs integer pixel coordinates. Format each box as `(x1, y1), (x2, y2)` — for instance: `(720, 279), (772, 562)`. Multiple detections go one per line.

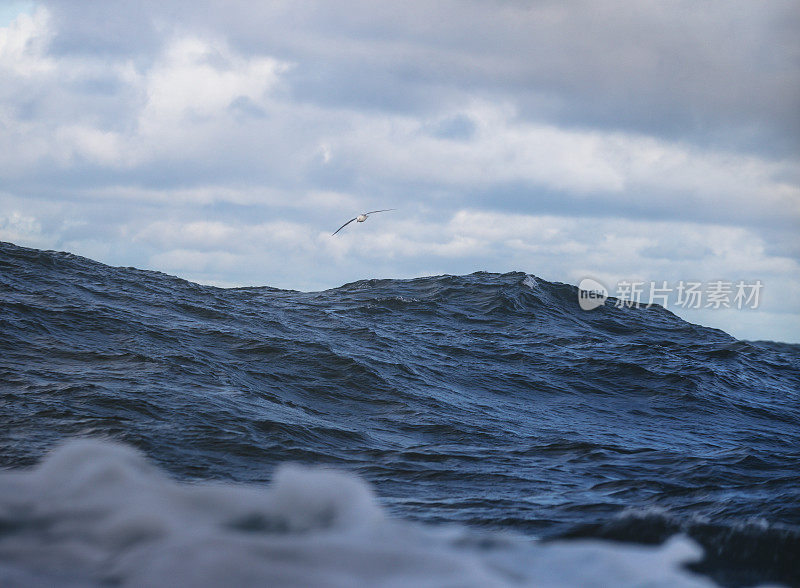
(522, 275), (539, 291)
(0, 439), (714, 587)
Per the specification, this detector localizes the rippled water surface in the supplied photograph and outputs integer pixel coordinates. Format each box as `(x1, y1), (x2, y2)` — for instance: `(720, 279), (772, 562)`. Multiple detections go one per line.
(1, 241), (798, 586)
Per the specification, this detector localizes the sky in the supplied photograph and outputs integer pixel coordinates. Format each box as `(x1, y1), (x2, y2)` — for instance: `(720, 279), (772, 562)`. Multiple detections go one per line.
(0, 1), (798, 342)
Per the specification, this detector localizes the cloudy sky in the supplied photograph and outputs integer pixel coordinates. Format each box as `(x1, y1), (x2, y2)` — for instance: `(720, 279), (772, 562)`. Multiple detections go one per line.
(1, 1), (798, 342)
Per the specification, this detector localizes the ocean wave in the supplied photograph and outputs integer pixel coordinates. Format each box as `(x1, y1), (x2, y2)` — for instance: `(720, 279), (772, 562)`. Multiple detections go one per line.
(1, 241), (799, 586)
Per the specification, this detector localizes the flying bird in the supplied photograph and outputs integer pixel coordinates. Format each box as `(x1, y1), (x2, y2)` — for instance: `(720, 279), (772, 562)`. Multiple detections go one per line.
(332, 209), (396, 235)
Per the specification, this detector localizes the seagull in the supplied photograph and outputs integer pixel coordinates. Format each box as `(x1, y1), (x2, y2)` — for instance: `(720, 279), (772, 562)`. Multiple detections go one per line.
(332, 209), (396, 235)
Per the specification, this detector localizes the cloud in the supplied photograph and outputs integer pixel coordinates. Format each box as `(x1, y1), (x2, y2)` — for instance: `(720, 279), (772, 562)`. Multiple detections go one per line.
(0, 210), (44, 247)
(0, 2), (798, 342)
(135, 35), (286, 139)
(326, 101), (800, 229)
(41, 0), (800, 153)
(3, 7), (797, 225)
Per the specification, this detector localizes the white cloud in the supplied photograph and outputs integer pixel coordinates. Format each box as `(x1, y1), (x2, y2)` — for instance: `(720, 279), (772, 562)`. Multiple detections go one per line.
(328, 101), (800, 229)
(0, 13), (291, 171)
(0, 6), (52, 76)
(55, 125), (124, 166)
(135, 35), (287, 144)
(0, 210), (44, 248)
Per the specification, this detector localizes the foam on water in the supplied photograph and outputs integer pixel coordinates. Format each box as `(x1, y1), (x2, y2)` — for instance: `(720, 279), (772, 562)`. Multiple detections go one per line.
(0, 439), (713, 587)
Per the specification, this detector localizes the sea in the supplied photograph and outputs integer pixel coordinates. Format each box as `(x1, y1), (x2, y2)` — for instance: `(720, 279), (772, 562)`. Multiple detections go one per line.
(0, 240), (798, 587)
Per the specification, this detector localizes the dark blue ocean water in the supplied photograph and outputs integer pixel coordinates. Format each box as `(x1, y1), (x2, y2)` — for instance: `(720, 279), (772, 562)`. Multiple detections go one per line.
(1, 241), (798, 586)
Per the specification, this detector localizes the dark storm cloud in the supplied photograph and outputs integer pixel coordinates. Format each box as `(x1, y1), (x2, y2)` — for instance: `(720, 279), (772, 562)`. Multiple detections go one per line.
(43, 0), (800, 155)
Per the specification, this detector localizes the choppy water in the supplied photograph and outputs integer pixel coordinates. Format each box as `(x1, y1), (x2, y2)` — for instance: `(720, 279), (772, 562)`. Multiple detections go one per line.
(1, 241), (798, 586)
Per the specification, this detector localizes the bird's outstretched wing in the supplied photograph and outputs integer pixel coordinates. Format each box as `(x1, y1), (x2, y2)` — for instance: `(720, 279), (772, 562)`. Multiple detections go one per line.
(332, 217), (358, 235)
(365, 208), (396, 215)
